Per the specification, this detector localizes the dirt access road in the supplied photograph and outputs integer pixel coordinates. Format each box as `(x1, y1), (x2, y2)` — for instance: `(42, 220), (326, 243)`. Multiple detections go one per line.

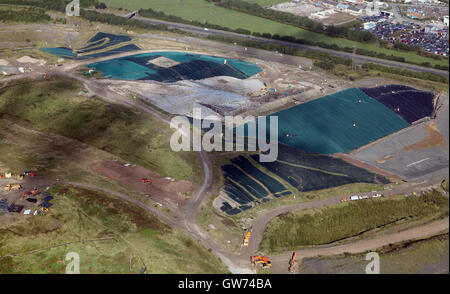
(4, 61), (448, 273)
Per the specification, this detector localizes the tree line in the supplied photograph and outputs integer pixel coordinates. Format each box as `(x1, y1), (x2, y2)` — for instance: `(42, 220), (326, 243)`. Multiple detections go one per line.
(362, 63), (449, 84)
(0, 7), (50, 22)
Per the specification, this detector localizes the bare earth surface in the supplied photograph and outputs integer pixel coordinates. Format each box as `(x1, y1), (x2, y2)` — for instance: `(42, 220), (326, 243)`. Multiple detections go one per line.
(90, 160), (192, 212)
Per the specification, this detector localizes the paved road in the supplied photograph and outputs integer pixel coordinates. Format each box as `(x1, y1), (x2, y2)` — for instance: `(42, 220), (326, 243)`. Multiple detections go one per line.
(126, 14), (449, 76)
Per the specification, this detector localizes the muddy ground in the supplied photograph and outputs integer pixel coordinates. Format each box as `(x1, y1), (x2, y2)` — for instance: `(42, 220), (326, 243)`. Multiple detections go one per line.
(90, 160), (193, 210)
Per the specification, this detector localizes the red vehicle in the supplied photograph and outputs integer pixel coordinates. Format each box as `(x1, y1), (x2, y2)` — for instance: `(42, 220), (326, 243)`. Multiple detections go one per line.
(141, 178), (152, 184)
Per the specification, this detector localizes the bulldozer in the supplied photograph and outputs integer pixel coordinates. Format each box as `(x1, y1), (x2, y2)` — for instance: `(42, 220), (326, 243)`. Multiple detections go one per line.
(3, 184), (22, 191)
(288, 252), (297, 274)
(251, 256), (272, 269)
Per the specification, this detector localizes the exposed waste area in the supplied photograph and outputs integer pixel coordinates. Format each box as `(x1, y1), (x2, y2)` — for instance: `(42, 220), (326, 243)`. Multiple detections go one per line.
(0, 170), (54, 216)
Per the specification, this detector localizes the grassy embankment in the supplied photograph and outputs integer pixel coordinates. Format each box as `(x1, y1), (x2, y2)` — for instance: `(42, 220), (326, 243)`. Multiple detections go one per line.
(0, 76), (196, 180)
(0, 185), (228, 273)
(260, 189), (449, 254)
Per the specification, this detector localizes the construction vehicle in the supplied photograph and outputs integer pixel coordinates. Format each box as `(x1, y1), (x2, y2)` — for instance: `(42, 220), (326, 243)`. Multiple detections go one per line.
(24, 171), (36, 177)
(288, 252), (297, 274)
(340, 198), (347, 202)
(141, 178), (152, 184)
(242, 231), (251, 247)
(22, 188), (38, 199)
(251, 256), (272, 269)
(3, 184), (22, 191)
(350, 195), (359, 201)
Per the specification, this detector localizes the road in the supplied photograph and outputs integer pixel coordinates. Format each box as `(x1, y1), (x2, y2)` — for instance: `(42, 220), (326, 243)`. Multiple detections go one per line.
(125, 14), (449, 77)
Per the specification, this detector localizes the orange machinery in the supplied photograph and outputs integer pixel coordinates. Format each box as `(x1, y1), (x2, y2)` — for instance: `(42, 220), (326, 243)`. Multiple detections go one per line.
(288, 252), (297, 274)
(251, 256), (272, 269)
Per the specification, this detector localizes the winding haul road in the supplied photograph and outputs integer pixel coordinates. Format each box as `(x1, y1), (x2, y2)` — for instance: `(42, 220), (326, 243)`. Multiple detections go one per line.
(2, 47), (448, 273)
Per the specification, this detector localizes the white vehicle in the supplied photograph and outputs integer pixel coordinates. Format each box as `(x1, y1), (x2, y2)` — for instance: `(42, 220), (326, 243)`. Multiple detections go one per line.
(350, 195), (359, 201)
(204, 28), (209, 31)
(373, 193), (382, 198)
(360, 195), (369, 199)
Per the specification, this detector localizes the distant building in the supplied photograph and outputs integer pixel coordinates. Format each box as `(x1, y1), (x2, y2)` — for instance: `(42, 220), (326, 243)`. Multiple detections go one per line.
(363, 21), (376, 29)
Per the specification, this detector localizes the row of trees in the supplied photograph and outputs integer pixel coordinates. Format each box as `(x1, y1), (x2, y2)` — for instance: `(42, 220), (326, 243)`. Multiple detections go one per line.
(362, 63), (449, 84)
(207, 34), (352, 67)
(80, 9), (169, 32)
(0, 7), (50, 22)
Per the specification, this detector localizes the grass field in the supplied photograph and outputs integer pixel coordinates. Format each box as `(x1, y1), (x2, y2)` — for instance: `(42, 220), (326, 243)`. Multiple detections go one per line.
(0, 185), (228, 273)
(298, 233), (449, 274)
(102, 0), (448, 67)
(259, 189), (449, 254)
(0, 76), (196, 180)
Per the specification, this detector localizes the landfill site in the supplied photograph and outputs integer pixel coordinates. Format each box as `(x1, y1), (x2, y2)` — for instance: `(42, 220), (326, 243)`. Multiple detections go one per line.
(0, 10), (449, 276)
